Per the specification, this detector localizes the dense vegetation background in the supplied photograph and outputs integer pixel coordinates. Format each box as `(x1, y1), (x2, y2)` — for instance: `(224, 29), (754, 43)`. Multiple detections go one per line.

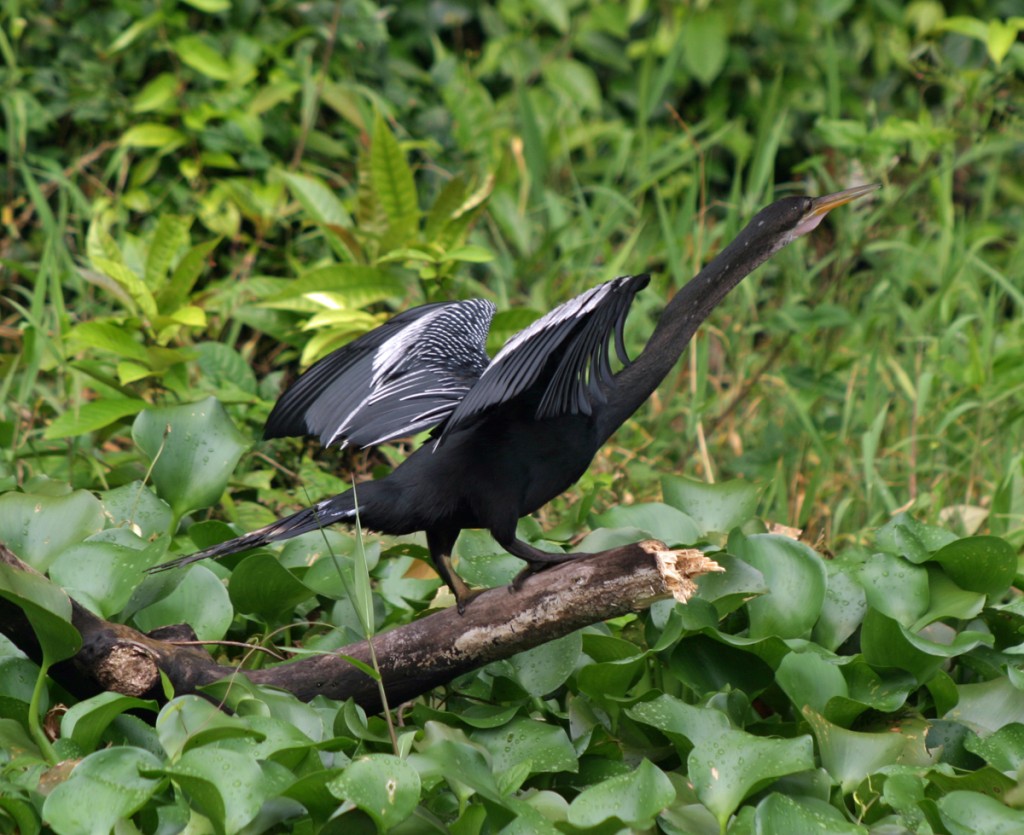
(1, 0), (1023, 832)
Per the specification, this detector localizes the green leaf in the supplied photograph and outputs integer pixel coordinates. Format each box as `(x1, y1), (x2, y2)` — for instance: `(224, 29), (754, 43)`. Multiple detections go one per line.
(144, 214), (191, 289)
(266, 263), (404, 308)
(946, 677), (1024, 734)
(91, 257), (158, 320)
(371, 113), (419, 243)
(62, 693), (158, 753)
(159, 237), (220, 309)
(852, 552), (930, 626)
(502, 631), (582, 697)
(132, 397), (248, 520)
(803, 708), (909, 792)
(472, 719), (577, 778)
(228, 553), (315, 618)
(567, 759), (675, 829)
(0, 490), (104, 572)
(812, 561), (868, 651)
(42, 747), (165, 835)
(162, 747), (273, 834)
(0, 562), (80, 663)
(43, 398), (146, 440)
(67, 320), (148, 362)
(965, 723), (1024, 772)
(754, 793), (867, 834)
(591, 502), (700, 546)
(627, 694), (732, 749)
(931, 536), (1017, 596)
(133, 565), (233, 641)
(688, 730), (814, 827)
(100, 481), (174, 540)
(776, 651), (848, 716)
(277, 170), (352, 228)
(328, 754), (421, 829)
(730, 534), (827, 639)
(120, 123), (188, 150)
(661, 476), (760, 536)
(682, 11), (729, 86)
(441, 244), (495, 263)
(173, 35), (233, 81)
(49, 533), (166, 618)
(133, 72), (179, 113)
(938, 790), (1024, 834)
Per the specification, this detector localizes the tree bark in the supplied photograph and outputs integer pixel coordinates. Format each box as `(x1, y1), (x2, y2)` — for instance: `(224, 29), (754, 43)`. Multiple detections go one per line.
(0, 541), (720, 713)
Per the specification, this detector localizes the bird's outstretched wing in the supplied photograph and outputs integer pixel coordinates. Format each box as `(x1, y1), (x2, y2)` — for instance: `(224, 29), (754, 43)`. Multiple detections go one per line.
(438, 274), (650, 441)
(264, 299), (496, 448)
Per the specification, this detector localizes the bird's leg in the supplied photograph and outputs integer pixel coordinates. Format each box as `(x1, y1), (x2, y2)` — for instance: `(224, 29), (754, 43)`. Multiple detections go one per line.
(501, 537), (585, 591)
(428, 530), (479, 615)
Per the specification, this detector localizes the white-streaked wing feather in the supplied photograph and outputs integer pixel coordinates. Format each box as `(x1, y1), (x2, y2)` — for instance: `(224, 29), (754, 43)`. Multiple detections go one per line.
(438, 274), (649, 443)
(264, 299), (496, 448)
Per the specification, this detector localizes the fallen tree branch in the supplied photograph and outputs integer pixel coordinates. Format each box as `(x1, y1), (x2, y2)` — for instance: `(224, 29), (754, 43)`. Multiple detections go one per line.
(0, 541), (721, 713)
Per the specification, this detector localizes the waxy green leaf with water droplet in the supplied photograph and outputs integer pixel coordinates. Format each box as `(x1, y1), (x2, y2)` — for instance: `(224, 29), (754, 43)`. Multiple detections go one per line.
(132, 397), (248, 520)
(329, 753), (421, 829)
(0, 490), (104, 572)
(729, 533), (827, 639)
(566, 758), (675, 829)
(661, 475), (760, 536)
(688, 729), (814, 827)
(42, 747), (164, 835)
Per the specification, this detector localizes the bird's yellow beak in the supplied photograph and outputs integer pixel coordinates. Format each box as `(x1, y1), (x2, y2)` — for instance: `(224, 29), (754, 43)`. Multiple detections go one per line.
(808, 183), (880, 217)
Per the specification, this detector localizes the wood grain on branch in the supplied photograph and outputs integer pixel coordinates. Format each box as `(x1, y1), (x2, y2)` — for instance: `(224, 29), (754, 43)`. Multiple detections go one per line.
(0, 541), (721, 713)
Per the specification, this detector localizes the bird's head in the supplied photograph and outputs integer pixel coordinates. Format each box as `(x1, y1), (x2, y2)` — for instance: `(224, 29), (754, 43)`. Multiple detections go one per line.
(742, 183), (879, 257)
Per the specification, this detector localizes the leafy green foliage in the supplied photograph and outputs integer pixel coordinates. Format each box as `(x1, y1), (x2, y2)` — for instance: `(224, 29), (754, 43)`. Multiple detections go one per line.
(2, 0), (1023, 831)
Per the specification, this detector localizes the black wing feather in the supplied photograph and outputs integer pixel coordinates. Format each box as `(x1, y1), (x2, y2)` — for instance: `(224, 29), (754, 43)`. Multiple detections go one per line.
(265, 299), (496, 448)
(439, 274), (649, 441)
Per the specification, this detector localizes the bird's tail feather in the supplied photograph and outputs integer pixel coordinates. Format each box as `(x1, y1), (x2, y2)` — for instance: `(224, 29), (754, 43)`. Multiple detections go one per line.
(148, 495), (357, 573)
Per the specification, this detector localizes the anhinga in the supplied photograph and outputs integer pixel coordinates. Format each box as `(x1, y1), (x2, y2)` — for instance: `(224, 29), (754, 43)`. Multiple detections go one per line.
(152, 184), (877, 611)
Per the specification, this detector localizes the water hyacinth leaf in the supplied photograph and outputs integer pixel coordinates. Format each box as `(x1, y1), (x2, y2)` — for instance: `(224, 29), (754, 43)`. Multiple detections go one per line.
(670, 634), (775, 696)
(161, 747), (271, 833)
(566, 759), (675, 829)
(754, 793), (867, 834)
(964, 723), (1024, 772)
(875, 513), (957, 558)
(133, 565), (233, 641)
(852, 552), (930, 626)
(931, 536), (1017, 596)
(42, 747), (165, 835)
(591, 502), (700, 546)
(860, 609), (949, 682)
(0, 490), (104, 572)
(42, 397), (146, 440)
(503, 631), (582, 697)
(946, 678), (1024, 734)
(693, 552), (767, 616)
(660, 475), (760, 536)
(472, 719), (578, 777)
(913, 567), (986, 629)
(626, 694), (732, 749)
(688, 729), (814, 826)
(328, 754), (421, 830)
(937, 790), (1024, 835)
(228, 553), (316, 619)
(157, 696), (262, 761)
(775, 651), (848, 716)
(49, 534), (160, 619)
(100, 481), (174, 540)
(132, 398), (248, 520)
(803, 708), (909, 793)
(62, 692), (158, 754)
(0, 563), (80, 663)
(813, 562), (868, 650)
(730, 534), (827, 639)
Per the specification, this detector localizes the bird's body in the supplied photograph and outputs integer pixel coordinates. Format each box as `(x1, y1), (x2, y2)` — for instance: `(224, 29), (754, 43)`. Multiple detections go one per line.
(152, 185), (877, 609)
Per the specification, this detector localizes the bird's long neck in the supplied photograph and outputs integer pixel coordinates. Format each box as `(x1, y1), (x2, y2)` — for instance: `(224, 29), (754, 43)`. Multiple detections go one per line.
(597, 231), (779, 439)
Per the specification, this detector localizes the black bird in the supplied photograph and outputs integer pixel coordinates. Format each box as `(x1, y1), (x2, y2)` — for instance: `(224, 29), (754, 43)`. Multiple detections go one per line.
(151, 184), (877, 610)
